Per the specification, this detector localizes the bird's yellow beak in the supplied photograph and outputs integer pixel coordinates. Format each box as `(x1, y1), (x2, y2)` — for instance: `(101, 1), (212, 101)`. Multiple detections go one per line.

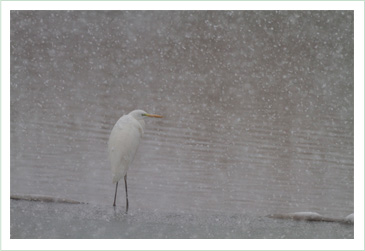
(145, 113), (163, 118)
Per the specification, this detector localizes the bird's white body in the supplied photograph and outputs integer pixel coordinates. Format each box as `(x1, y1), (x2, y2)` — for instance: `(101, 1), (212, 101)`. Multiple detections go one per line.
(108, 111), (145, 183)
(108, 109), (162, 212)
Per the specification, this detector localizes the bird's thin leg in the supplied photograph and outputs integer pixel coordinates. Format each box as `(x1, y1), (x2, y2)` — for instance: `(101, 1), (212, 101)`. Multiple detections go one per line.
(113, 182), (118, 207)
(124, 174), (129, 213)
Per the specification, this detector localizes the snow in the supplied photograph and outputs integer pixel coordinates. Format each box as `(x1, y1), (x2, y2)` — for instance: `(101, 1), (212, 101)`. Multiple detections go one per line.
(10, 10), (353, 238)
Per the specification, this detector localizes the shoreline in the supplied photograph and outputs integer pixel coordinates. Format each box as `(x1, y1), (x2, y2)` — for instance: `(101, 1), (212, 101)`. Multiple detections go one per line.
(11, 198), (354, 239)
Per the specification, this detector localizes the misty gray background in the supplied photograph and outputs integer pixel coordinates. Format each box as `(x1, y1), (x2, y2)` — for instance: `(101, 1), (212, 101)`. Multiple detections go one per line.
(11, 11), (353, 237)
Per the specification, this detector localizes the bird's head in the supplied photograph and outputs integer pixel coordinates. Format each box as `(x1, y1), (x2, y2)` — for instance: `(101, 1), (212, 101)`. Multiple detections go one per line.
(129, 109), (163, 120)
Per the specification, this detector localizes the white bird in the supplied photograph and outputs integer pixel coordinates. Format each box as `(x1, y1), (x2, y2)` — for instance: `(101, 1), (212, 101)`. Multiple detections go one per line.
(108, 109), (162, 213)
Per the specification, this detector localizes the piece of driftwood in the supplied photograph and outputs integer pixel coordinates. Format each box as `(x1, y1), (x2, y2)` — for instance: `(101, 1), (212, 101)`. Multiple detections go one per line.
(266, 212), (353, 224)
(10, 195), (87, 204)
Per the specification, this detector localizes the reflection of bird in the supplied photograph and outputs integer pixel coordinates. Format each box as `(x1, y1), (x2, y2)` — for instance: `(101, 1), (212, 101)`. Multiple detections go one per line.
(108, 109), (162, 213)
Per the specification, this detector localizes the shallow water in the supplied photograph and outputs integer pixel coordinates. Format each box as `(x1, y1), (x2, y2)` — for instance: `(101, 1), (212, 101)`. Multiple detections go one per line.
(11, 10), (353, 226)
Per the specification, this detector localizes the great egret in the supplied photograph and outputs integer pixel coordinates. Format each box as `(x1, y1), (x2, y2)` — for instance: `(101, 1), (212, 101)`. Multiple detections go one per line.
(108, 109), (162, 213)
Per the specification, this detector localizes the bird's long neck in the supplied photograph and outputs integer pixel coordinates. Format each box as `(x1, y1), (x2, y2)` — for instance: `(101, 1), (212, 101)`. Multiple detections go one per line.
(136, 119), (145, 134)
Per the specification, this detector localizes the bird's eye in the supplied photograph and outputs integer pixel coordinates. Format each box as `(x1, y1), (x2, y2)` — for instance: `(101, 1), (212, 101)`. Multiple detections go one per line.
(141, 113), (146, 117)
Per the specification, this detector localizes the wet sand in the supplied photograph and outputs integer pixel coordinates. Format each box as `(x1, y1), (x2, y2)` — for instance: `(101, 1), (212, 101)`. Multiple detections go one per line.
(11, 199), (353, 239)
